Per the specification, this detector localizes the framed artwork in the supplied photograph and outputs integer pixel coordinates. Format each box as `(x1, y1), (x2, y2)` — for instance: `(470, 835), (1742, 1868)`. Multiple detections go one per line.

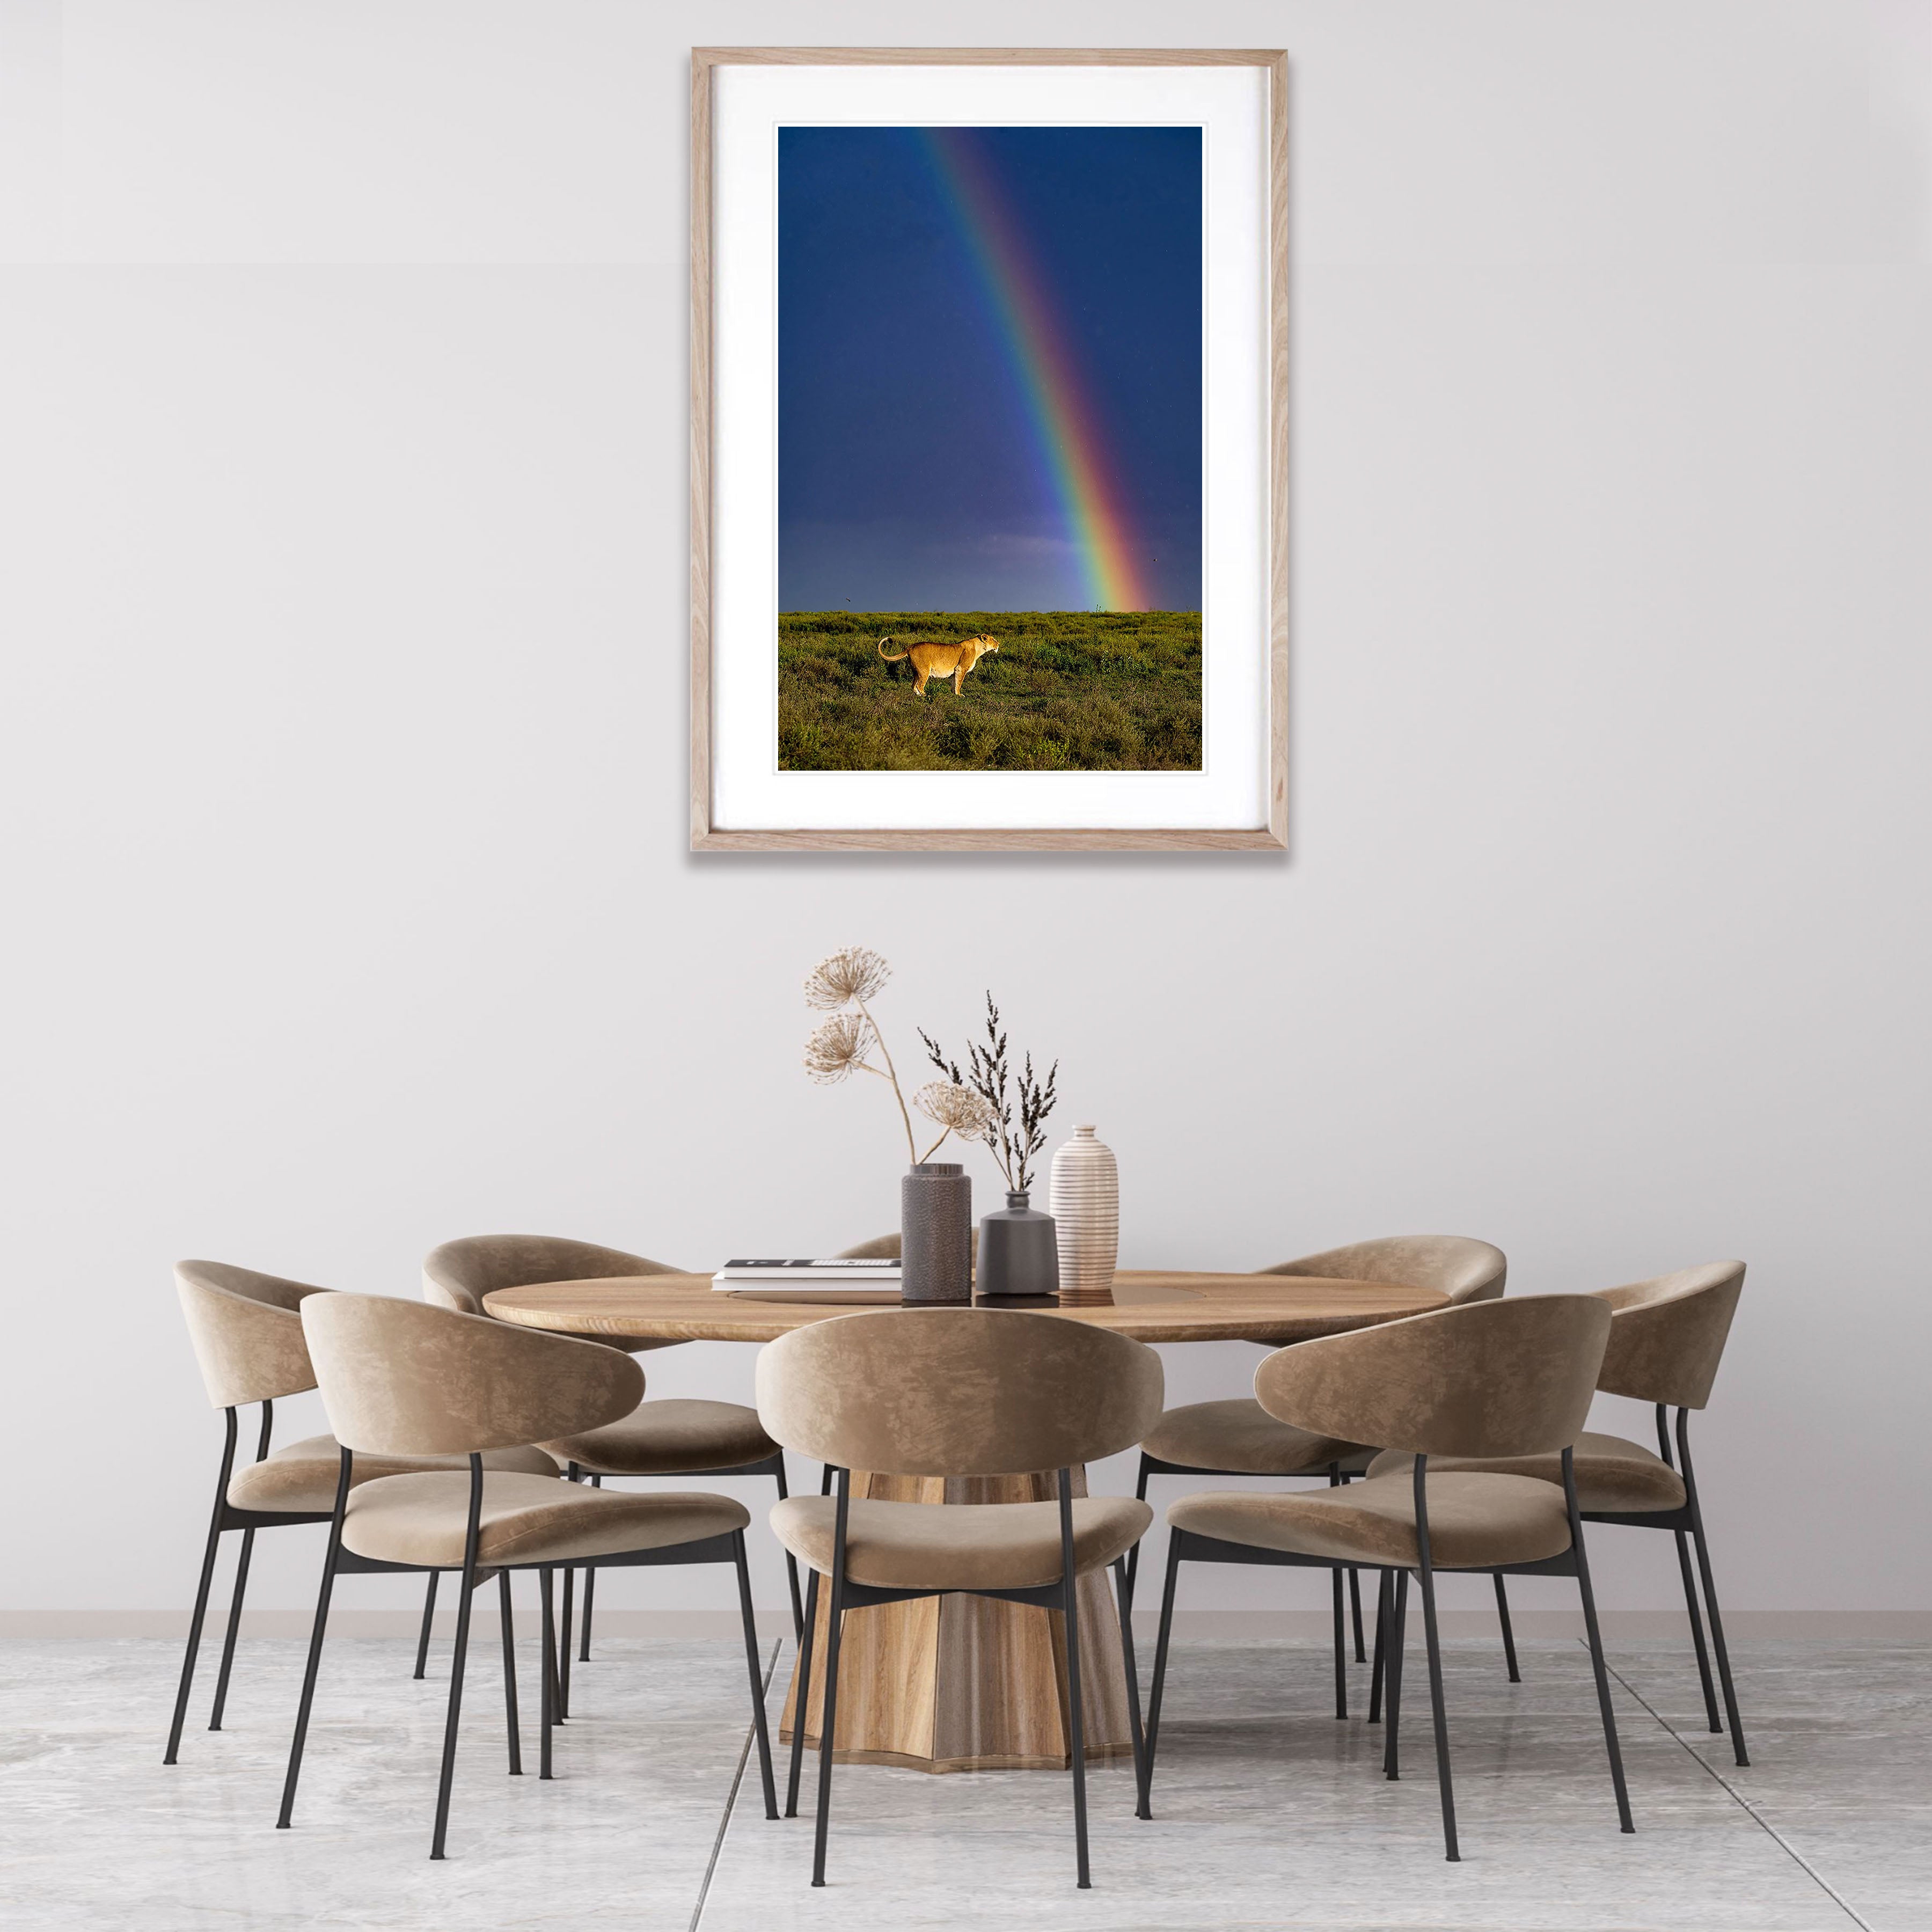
(691, 48), (1286, 851)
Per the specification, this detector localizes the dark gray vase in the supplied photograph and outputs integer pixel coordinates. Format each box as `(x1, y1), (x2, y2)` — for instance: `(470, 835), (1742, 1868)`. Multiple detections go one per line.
(975, 1190), (1060, 1298)
(901, 1162), (972, 1304)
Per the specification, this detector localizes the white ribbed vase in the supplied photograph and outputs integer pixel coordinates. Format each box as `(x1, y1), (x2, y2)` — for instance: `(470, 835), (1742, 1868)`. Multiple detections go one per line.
(1048, 1125), (1118, 1307)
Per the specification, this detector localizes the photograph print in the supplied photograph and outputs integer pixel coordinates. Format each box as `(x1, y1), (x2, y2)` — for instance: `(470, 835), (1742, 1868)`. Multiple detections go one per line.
(778, 126), (1203, 774)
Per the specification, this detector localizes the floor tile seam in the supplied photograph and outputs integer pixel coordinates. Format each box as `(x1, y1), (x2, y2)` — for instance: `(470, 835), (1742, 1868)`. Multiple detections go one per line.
(689, 1636), (782, 1932)
(1584, 1640), (1871, 1931)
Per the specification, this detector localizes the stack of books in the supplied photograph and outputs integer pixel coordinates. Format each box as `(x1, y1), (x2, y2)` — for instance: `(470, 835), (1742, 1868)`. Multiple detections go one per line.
(711, 1257), (903, 1302)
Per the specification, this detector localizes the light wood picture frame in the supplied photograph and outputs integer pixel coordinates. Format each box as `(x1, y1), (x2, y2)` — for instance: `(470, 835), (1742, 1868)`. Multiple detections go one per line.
(691, 47), (1288, 852)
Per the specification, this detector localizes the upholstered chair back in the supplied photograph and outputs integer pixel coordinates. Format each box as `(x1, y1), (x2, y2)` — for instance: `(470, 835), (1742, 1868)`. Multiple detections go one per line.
(176, 1260), (334, 1409)
(1595, 1262), (1744, 1410)
(756, 1307), (1163, 1477)
(422, 1233), (677, 1315)
(1259, 1235), (1507, 1305)
(835, 1233), (903, 1260)
(836, 1231), (982, 1264)
(302, 1294), (642, 1458)
(1255, 1294), (1610, 1461)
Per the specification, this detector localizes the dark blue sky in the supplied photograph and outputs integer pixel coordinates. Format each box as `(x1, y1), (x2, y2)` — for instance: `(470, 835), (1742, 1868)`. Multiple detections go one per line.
(779, 127), (1202, 613)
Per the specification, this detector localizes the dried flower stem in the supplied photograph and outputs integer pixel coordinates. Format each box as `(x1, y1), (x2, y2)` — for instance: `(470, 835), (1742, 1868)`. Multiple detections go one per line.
(854, 992), (918, 1164)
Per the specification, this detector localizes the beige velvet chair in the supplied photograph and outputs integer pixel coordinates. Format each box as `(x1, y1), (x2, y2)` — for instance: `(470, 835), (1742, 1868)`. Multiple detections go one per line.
(423, 1234), (804, 1690)
(1144, 1294), (1632, 1861)
(832, 1232), (903, 1260)
(833, 1230), (977, 1268)
(168, 1261), (557, 1765)
(1368, 1261), (1748, 1762)
(757, 1307), (1164, 1890)
(1130, 1236), (1511, 1689)
(281, 1293), (777, 1859)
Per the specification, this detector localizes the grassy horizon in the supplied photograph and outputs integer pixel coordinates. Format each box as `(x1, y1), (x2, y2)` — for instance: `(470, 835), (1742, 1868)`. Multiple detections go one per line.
(778, 611), (1202, 772)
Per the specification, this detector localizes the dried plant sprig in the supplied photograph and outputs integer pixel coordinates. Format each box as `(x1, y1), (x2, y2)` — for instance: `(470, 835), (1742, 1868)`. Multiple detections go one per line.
(802, 947), (917, 1161)
(804, 946), (891, 1011)
(912, 1079), (997, 1163)
(802, 1012), (876, 1084)
(919, 992), (1059, 1192)
(1013, 1049), (1058, 1189)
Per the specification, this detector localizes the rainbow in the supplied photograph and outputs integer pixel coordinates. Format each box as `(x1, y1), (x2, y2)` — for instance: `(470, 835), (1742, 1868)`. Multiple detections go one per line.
(919, 129), (1152, 612)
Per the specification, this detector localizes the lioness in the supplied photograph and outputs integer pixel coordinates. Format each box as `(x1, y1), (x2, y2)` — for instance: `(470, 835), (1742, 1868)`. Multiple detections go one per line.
(877, 633), (999, 697)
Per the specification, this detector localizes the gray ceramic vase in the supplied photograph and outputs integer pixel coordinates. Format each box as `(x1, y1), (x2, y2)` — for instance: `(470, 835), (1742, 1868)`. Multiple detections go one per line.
(901, 1162), (972, 1304)
(975, 1190), (1060, 1298)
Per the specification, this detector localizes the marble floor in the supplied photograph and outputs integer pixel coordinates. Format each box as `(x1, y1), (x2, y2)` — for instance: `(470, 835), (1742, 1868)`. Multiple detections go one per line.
(2, 1634), (1925, 1930)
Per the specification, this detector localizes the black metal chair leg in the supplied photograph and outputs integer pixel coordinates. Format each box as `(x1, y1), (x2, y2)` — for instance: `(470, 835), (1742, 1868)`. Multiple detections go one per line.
(786, 1568), (819, 1818)
(782, 1555), (805, 1642)
(207, 1526), (254, 1732)
(576, 1566), (595, 1663)
(1368, 1568), (1388, 1723)
(1124, 1453), (1152, 1604)
(277, 1449), (352, 1828)
(498, 1572), (521, 1775)
(1325, 1466), (1349, 1704)
(413, 1572), (439, 1680)
(1383, 1570), (1408, 1779)
(1411, 1465), (1459, 1861)
(1674, 1528), (1721, 1732)
(1677, 1408), (1747, 1767)
(733, 1531), (779, 1819)
(1331, 1568), (1348, 1718)
(1690, 1520), (1748, 1767)
(1564, 1446), (1635, 1832)
(1062, 1574), (1091, 1888)
(429, 1457), (485, 1859)
(772, 1459), (805, 1641)
(809, 1586), (844, 1887)
(1336, 1476), (1367, 1663)
(576, 1475), (601, 1663)
(810, 1474), (850, 1888)
(208, 1401), (275, 1732)
(559, 1464), (581, 1709)
(166, 1407), (238, 1763)
(1056, 1473), (1091, 1890)
(539, 1567), (558, 1781)
(1415, 1560), (1459, 1860)
(1140, 1534), (1183, 1811)
(1494, 1573), (1521, 1683)
(1111, 1556), (1148, 1813)
(1658, 1405), (1720, 1733)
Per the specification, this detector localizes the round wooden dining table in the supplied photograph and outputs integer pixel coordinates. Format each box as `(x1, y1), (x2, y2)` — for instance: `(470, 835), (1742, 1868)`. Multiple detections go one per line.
(484, 1270), (1446, 1774)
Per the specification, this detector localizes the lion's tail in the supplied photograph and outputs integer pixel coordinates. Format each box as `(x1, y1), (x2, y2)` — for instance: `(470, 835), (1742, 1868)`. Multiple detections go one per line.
(876, 636), (910, 662)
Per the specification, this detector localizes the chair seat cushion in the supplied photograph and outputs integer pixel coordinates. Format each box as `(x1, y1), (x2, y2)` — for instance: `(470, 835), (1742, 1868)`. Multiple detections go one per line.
(1365, 1432), (1688, 1514)
(543, 1399), (778, 1476)
(226, 1435), (558, 1515)
(770, 1494), (1153, 1592)
(1167, 1471), (1572, 1571)
(341, 1471), (749, 1569)
(1142, 1399), (1376, 1476)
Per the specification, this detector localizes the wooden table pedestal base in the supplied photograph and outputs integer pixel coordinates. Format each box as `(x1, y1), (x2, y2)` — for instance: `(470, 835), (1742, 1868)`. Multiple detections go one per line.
(777, 1468), (1136, 1773)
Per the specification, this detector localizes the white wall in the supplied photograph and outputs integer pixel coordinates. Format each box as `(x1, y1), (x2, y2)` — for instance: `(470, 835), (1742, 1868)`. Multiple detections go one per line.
(2, 1), (1927, 1629)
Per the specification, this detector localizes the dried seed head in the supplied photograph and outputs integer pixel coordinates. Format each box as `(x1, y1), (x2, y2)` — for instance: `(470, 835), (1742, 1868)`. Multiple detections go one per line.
(913, 1080), (997, 1139)
(803, 946), (892, 1011)
(803, 1012), (875, 1084)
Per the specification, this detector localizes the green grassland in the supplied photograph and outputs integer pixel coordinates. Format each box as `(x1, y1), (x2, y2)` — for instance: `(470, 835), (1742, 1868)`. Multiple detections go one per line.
(778, 611), (1203, 771)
